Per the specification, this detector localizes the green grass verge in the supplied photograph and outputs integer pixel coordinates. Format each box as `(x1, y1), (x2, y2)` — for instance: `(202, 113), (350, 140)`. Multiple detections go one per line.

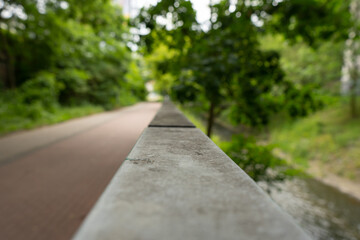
(0, 87), (147, 136)
(0, 105), (104, 136)
(179, 107), (222, 146)
(269, 101), (360, 181)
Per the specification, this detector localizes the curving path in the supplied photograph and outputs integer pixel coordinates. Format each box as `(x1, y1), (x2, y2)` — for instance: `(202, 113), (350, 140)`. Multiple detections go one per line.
(0, 102), (161, 240)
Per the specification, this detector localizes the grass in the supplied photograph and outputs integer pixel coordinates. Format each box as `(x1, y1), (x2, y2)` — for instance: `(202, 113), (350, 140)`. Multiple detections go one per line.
(0, 87), (146, 136)
(0, 104), (104, 136)
(180, 99), (360, 183)
(179, 107), (222, 146)
(269, 101), (360, 181)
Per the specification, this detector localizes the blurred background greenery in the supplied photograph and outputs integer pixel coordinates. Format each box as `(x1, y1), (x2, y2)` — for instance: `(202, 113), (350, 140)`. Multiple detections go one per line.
(132, 0), (359, 185)
(1, 0), (359, 187)
(1, 0), (360, 238)
(0, 0), (147, 134)
(1, 0), (359, 192)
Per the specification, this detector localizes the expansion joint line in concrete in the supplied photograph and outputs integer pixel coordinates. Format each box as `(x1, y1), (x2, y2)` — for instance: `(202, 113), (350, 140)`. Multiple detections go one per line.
(148, 125), (195, 128)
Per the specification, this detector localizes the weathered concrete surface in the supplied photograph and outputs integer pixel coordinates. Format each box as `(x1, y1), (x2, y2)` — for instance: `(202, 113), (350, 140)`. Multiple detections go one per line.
(74, 127), (310, 240)
(149, 100), (194, 127)
(0, 102), (161, 240)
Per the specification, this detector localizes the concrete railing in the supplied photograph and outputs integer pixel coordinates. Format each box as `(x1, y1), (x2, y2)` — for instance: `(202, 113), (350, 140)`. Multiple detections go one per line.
(73, 100), (310, 240)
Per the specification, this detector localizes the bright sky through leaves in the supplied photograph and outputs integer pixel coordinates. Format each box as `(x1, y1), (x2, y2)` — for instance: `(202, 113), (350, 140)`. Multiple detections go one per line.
(127, 0), (214, 25)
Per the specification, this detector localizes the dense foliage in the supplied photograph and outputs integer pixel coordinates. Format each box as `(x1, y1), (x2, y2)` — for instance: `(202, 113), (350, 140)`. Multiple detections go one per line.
(1, 0), (355, 185)
(0, 0), (146, 129)
(134, 0), (350, 137)
(261, 35), (345, 95)
(134, 0), (352, 183)
(221, 134), (291, 184)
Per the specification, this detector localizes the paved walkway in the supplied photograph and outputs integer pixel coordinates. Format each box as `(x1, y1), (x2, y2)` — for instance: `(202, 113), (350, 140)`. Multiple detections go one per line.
(0, 102), (161, 240)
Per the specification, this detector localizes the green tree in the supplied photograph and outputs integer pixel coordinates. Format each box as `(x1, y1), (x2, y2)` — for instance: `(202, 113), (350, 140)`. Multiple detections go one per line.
(261, 35), (345, 95)
(221, 134), (296, 185)
(1, 0), (145, 110)
(135, 0), (348, 137)
(342, 0), (360, 118)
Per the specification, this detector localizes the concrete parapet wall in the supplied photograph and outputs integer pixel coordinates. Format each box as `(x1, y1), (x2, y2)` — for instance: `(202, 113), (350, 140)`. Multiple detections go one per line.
(73, 101), (310, 240)
(148, 100), (195, 128)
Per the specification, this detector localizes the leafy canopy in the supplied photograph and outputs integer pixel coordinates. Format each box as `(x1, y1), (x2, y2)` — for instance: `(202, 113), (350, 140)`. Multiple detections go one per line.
(134, 0), (349, 136)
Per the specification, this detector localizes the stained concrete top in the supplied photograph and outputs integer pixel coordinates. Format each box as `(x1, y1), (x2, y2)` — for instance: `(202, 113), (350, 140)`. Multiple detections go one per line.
(73, 125), (310, 239)
(148, 100), (194, 128)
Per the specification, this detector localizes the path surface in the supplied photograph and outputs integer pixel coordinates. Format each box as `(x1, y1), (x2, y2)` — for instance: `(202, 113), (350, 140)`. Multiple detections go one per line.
(0, 102), (161, 240)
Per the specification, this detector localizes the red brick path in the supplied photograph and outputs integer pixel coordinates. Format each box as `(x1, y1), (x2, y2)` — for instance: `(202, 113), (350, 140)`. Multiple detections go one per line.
(0, 103), (161, 240)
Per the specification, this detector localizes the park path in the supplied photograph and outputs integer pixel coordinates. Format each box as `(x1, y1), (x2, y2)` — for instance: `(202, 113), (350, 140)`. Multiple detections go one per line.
(0, 102), (161, 240)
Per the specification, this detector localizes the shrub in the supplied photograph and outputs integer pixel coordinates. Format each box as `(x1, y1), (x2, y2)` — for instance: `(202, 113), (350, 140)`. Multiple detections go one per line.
(20, 71), (60, 111)
(221, 134), (298, 186)
(56, 68), (90, 105)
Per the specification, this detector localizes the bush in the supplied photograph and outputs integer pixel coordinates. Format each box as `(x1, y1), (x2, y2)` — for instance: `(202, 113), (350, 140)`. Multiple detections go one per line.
(89, 80), (120, 110)
(221, 134), (298, 186)
(124, 61), (147, 101)
(56, 68), (90, 105)
(20, 71), (60, 111)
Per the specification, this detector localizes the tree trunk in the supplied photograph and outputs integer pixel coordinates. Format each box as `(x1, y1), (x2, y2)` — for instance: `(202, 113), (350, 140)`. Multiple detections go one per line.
(350, 92), (357, 118)
(350, 72), (358, 118)
(206, 100), (216, 138)
(343, 0), (360, 118)
(350, 65), (358, 118)
(0, 21), (16, 89)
